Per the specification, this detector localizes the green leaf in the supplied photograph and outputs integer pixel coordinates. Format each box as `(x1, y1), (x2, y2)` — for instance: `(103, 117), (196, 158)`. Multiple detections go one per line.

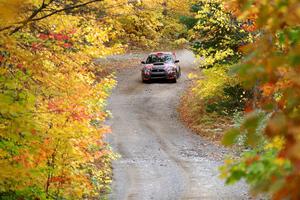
(222, 128), (240, 146)
(278, 32), (285, 44)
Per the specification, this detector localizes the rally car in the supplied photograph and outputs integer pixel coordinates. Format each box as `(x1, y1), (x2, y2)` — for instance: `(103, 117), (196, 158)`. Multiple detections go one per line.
(141, 52), (181, 83)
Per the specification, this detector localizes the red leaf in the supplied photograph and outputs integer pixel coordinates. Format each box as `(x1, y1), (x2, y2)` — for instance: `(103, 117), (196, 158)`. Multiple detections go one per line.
(52, 33), (70, 41)
(244, 103), (253, 113)
(260, 82), (275, 97)
(49, 176), (65, 183)
(38, 33), (49, 40)
(63, 43), (72, 48)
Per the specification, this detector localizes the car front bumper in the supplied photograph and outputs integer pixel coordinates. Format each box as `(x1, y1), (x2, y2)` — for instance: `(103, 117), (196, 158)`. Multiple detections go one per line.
(142, 71), (176, 80)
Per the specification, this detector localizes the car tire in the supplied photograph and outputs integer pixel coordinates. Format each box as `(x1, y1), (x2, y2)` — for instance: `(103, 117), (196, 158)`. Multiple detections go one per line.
(171, 78), (177, 83)
(176, 67), (181, 78)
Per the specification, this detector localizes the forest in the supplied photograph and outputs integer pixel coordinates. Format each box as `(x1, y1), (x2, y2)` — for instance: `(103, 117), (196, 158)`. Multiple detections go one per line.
(0, 0), (299, 199)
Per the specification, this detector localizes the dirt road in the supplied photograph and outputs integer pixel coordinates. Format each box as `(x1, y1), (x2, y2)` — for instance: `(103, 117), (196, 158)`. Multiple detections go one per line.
(106, 50), (249, 200)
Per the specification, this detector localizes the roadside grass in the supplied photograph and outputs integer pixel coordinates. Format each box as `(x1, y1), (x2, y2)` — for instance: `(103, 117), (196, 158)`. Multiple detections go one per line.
(178, 83), (234, 144)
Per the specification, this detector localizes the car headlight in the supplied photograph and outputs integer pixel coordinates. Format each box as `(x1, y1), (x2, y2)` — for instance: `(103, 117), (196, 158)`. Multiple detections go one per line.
(167, 67), (176, 74)
(144, 69), (151, 74)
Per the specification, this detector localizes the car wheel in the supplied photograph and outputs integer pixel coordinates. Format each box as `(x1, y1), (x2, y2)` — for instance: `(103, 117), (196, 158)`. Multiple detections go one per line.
(143, 79), (150, 83)
(177, 67), (181, 78)
(171, 78), (177, 83)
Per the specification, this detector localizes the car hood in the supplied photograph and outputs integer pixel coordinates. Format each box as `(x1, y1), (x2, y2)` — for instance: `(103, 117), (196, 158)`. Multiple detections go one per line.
(143, 62), (176, 70)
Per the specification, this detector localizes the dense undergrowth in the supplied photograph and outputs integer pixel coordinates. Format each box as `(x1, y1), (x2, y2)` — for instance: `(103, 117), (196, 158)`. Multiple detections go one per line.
(179, 0), (253, 142)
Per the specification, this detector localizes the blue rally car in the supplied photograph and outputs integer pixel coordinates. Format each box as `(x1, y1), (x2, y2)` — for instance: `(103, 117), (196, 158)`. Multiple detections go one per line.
(141, 52), (181, 83)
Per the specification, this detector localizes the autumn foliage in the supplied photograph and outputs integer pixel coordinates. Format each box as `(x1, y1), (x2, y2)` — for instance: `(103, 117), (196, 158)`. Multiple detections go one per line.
(220, 0), (300, 199)
(0, 0), (121, 199)
(2, 0), (299, 199)
(0, 0), (194, 199)
(181, 0), (300, 198)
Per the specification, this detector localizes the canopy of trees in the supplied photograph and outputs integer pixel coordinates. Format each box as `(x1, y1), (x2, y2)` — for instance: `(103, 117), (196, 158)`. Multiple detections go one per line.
(1, 0), (299, 199)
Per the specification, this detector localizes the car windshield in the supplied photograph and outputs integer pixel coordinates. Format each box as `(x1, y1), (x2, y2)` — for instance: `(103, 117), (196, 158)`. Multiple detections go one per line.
(146, 54), (173, 64)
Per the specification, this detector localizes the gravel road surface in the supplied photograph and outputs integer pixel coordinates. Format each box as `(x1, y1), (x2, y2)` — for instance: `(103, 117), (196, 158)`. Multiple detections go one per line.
(106, 50), (249, 200)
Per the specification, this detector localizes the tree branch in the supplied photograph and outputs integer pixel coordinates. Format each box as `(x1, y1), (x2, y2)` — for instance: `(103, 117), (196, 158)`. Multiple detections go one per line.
(31, 0), (103, 22)
(10, 0), (56, 34)
(0, 0), (105, 34)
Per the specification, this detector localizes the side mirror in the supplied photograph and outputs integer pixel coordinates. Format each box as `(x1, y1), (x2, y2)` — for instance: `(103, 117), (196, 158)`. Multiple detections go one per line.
(175, 60), (179, 63)
(141, 61), (146, 64)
